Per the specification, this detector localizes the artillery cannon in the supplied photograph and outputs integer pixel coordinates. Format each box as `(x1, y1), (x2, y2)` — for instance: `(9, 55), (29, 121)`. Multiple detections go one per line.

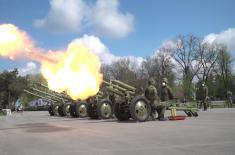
(23, 89), (58, 116)
(101, 80), (151, 122)
(24, 82), (108, 119)
(24, 88), (72, 117)
(102, 80), (200, 122)
(33, 83), (77, 117)
(24, 83), (89, 118)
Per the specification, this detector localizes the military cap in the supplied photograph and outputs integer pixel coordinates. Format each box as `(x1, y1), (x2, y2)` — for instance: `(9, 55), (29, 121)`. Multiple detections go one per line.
(162, 77), (168, 84)
(148, 78), (155, 85)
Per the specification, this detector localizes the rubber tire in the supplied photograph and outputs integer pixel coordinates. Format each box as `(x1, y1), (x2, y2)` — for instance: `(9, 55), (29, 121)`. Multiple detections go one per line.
(58, 104), (65, 117)
(129, 96), (151, 122)
(75, 102), (88, 118)
(48, 105), (55, 116)
(87, 102), (99, 119)
(97, 99), (113, 119)
(69, 103), (78, 118)
(63, 103), (71, 116)
(52, 104), (60, 116)
(114, 103), (130, 121)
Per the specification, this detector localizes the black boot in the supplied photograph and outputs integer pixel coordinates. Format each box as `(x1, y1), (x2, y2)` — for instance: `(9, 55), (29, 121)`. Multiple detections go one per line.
(203, 102), (207, 111)
(151, 111), (157, 121)
(159, 114), (167, 121)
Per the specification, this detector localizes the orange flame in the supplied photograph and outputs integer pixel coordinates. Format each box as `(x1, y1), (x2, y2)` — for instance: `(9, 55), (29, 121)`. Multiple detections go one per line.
(0, 24), (32, 59)
(0, 24), (56, 63)
(41, 42), (103, 100)
(0, 23), (103, 100)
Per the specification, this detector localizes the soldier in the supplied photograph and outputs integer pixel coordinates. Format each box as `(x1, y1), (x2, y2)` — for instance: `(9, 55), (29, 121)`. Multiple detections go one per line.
(201, 82), (208, 111)
(227, 90), (233, 108)
(144, 78), (159, 120)
(161, 78), (174, 101)
(159, 77), (174, 120)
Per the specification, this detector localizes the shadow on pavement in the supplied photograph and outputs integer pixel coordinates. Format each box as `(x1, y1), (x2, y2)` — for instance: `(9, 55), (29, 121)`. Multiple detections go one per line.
(0, 123), (74, 133)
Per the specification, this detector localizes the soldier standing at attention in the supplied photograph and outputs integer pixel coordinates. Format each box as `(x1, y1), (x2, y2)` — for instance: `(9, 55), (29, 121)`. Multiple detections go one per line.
(160, 78), (174, 120)
(145, 78), (159, 120)
(201, 82), (208, 111)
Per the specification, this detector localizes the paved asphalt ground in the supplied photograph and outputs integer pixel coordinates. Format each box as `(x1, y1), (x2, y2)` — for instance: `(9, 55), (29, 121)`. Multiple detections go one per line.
(0, 109), (235, 155)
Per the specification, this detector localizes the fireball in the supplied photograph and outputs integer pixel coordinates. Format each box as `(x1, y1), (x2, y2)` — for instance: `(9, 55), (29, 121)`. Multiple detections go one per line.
(0, 23), (103, 100)
(41, 42), (103, 100)
(0, 24), (33, 59)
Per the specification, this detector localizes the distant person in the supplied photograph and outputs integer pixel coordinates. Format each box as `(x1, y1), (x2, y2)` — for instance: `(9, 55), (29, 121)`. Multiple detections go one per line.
(17, 104), (24, 112)
(227, 90), (233, 108)
(201, 82), (208, 111)
(15, 99), (24, 112)
(145, 78), (159, 120)
(159, 78), (174, 121)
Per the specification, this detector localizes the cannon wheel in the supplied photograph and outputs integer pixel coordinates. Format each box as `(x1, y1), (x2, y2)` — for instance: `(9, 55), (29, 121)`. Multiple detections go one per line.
(52, 104), (60, 116)
(69, 103), (78, 118)
(48, 105), (55, 116)
(75, 102), (88, 118)
(87, 102), (99, 119)
(114, 103), (130, 121)
(63, 103), (71, 116)
(58, 105), (65, 117)
(97, 99), (113, 119)
(130, 96), (151, 122)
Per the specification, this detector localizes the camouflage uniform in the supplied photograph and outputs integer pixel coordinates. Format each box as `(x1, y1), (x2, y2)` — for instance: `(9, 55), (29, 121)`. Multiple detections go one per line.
(161, 78), (174, 102)
(159, 78), (174, 121)
(201, 82), (208, 111)
(227, 91), (233, 108)
(145, 78), (159, 120)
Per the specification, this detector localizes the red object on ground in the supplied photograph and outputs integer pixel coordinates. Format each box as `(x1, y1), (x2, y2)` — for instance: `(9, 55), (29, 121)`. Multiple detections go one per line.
(168, 115), (187, 120)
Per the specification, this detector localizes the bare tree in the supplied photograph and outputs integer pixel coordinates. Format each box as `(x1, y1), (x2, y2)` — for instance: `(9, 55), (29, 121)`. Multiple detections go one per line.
(142, 48), (175, 90)
(169, 34), (204, 99)
(155, 47), (175, 83)
(196, 43), (220, 82)
(102, 58), (145, 88)
(141, 57), (156, 78)
(172, 34), (202, 81)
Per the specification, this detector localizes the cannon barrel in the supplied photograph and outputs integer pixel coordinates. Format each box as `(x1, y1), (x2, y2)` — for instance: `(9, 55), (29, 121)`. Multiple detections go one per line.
(107, 87), (125, 97)
(35, 83), (70, 99)
(99, 91), (104, 96)
(103, 80), (111, 86)
(34, 82), (104, 101)
(103, 80), (136, 96)
(96, 94), (103, 99)
(30, 87), (64, 102)
(35, 82), (49, 89)
(24, 89), (56, 103)
(112, 80), (136, 92)
(97, 91), (104, 97)
(103, 81), (125, 96)
(96, 94), (102, 98)
(103, 80), (135, 92)
(31, 82), (76, 101)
